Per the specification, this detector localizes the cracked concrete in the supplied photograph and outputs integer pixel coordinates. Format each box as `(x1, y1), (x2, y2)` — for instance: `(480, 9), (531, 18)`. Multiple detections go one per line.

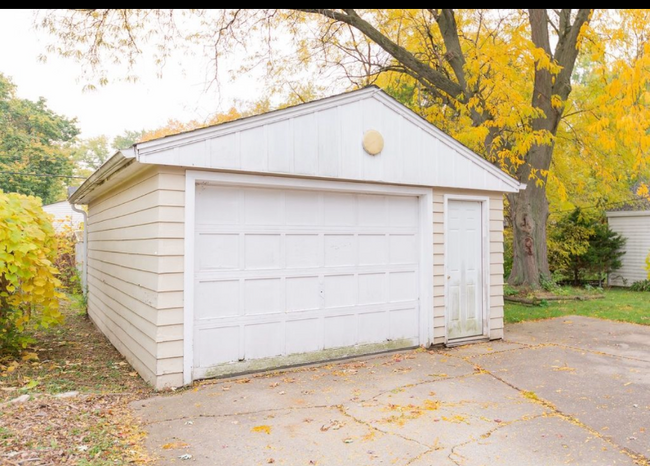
(133, 316), (650, 465)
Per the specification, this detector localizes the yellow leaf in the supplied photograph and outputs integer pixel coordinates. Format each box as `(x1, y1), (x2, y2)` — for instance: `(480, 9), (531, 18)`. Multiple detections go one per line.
(251, 425), (272, 434)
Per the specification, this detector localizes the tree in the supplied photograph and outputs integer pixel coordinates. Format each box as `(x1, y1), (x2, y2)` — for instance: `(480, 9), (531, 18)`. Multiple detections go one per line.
(549, 208), (625, 285)
(113, 129), (145, 150)
(70, 135), (111, 178)
(39, 9), (650, 286)
(0, 73), (79, 204)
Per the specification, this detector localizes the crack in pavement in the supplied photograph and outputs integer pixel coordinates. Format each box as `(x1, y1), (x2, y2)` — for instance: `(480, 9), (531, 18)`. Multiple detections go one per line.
(139, 403), (335, 425)
(336, 403), (434, 454)
(446, 413), (547, 466)
(469, 358), (650, 465)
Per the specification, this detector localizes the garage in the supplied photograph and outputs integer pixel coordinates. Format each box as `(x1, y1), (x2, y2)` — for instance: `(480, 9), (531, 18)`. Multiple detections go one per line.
(68, 86), (523, 389)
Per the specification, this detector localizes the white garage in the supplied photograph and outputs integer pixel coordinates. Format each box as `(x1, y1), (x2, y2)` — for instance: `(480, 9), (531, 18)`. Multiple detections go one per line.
(69, 86), (523, 389)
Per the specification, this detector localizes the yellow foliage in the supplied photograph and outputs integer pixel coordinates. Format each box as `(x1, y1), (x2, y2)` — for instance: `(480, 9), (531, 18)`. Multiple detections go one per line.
(140, 107), (243, 142)
(0, 191), (65, 351)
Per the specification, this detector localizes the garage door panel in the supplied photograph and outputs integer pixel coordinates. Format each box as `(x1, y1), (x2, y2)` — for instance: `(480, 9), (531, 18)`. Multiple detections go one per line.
(244, 188), (283, 225)
(389, 234), (417, 264)
(358, 273), (386, 305)
(358, 234), (387, 265)
(389, 196), (418, 227)
(358, 311), (389, 343)
(286, 276), (320, 312)
(195, 186), (239, 225)
(323, 274), (357, 308)
(244, 234), (281, 269)
(324, 234), (356, 266)
(285, 190), (320, 225)
(195, 280), (239, 319)
(324, 192), (356, 226)
(244, 278), (282, 314)
(389, 308), (419, 340)
(324, 314), (356, 348)
(389, 271), (418, 302)
(286, 234), (322, 268)
(358, 194), (386, 226)
(196, 233), (239, 271)
(286, 318), (321, 354)
(193, 184), (421, 375)
(196, 326), (239, 367)
(245, 322), (284, 359)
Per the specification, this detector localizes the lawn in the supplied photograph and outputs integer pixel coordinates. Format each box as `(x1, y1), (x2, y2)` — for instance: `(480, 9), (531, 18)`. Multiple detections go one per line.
(0, 296), (154, 465)
(505, 288), (650, 325)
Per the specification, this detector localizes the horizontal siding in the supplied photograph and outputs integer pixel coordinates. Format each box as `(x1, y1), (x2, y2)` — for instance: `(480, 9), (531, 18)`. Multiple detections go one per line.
(431, 190), (506, 343)
(608, 215), (650, 286)
(87, 166), (186, 389)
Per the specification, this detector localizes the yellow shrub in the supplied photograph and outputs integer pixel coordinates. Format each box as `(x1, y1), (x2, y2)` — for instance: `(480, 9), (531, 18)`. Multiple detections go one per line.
(0, 191), (65, 351)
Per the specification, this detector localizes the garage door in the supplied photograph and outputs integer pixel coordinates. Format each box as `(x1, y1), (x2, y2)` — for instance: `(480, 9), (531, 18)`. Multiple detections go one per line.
(192, 184), (421, 377)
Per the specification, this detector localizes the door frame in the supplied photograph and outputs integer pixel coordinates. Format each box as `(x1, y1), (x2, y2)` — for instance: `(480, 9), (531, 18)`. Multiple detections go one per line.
(443, 194), (491, 343)
(183, 170), (434, 385)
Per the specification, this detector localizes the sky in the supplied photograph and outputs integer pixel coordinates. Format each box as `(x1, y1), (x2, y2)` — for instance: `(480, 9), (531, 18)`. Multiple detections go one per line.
(0, 9), (264, 140)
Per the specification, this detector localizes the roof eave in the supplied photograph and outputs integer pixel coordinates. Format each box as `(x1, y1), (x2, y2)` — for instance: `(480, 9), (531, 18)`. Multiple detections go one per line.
(68, 149), (137, 204)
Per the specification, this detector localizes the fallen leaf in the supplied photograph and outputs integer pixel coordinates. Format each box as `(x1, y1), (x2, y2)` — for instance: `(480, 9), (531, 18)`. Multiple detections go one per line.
(162, 442), (190, 450)
(236, 379), (251, 384)
(251, 425), (272, 434)
(128, 372), (138, 377)
(267, 459), (275, 464)
(269, 382), (280, 388)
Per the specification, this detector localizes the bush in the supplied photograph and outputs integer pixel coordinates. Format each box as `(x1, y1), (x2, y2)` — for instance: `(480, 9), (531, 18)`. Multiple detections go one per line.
(0, 191), (65, 352)
(53, 224), (82, 294)
(548, 208), (626, 285)
(630, 280), (650, 292)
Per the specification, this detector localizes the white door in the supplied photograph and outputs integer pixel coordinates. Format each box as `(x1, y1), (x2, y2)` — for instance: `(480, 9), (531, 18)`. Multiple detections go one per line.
(447, 200), (484, 340)
(192, 184), (421, 377)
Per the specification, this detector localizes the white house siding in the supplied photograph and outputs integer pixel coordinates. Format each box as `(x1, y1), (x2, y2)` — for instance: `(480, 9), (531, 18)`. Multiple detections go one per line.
(431, 189), (504, 345)
(86, 165), (186, 389)
(43, 201), (85, 232)
(607, 212), (650, 286)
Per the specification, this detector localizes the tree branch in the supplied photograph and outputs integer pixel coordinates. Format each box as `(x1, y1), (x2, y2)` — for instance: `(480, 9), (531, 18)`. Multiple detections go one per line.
(295, 9), (465, 100)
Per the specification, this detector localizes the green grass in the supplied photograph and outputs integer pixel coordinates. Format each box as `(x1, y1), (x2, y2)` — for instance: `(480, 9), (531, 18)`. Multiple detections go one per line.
(505, 288), (650, 325)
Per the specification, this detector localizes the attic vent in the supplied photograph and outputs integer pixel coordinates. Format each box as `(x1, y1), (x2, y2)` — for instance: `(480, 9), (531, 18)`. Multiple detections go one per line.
(362, 130), (384, 155)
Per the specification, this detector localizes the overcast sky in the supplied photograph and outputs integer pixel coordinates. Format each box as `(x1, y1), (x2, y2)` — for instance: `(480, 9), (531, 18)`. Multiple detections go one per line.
(0, 9), (263, 140)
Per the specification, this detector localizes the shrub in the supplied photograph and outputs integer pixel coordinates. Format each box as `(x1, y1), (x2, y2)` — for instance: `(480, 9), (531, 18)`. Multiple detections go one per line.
(53, 223), (82, 294)
(630, 280), (650, 292)
(548, 208), (626, 285)
(0, 191), (65, 352)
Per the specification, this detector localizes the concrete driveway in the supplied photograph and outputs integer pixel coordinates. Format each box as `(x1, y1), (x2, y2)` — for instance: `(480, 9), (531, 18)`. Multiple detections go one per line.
(134, 316), (650, 465)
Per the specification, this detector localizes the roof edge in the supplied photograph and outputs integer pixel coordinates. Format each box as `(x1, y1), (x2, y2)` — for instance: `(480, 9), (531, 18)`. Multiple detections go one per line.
(68, 150), (136, 204)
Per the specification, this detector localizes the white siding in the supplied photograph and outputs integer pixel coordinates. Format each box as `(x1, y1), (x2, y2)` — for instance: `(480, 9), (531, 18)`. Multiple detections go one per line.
(43, 201), (84, 232)
(607, 212), (650, 286)
(86, 166), (185, 389)
(136, 90), (519, 194)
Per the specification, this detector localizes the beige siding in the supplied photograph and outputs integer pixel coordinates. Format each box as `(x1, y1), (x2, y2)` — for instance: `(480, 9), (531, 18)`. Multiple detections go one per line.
(86, 165), (185, 389)
(607, 213), (650, 286)
(431, 190), (505, 345)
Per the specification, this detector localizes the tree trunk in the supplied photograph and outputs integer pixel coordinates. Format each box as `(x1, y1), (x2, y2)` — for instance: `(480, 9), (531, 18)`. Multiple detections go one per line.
(507, 170), (551, 288)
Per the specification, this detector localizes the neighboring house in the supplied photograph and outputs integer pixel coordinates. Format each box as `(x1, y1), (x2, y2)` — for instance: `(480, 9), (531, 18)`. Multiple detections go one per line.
(42, 200), (84, 233)
(68, 87), (524, 389)
(606, 201), (650, 286)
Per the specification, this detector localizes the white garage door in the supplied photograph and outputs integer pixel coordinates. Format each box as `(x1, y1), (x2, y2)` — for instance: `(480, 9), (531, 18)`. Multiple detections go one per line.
(192, 183), (421, 377)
